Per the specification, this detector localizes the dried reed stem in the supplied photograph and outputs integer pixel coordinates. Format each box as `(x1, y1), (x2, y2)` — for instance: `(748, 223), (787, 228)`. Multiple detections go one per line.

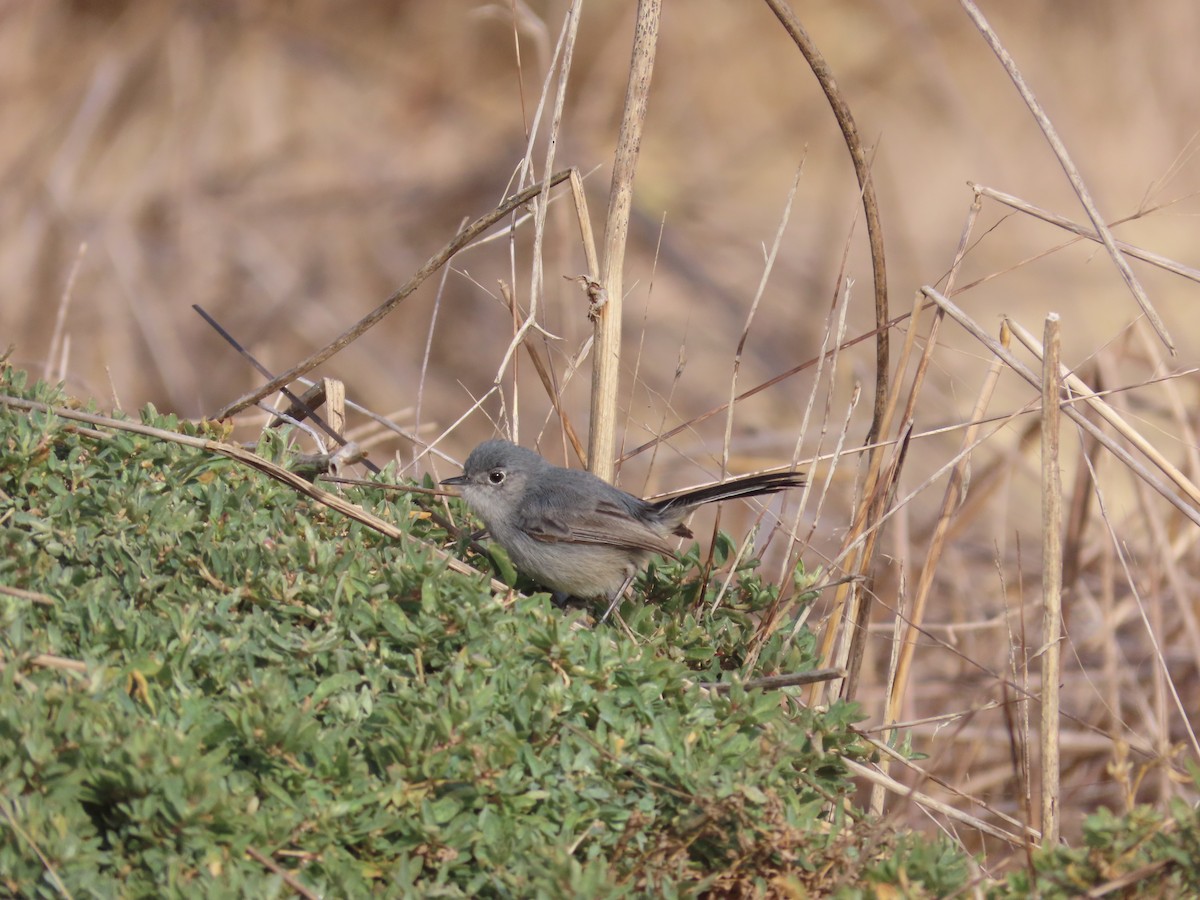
(921, 287), (1200, 529)
(957, 0), (1174, 352)
(1039, 312), (1063, 847)
(1005, 319), (1200, 509)
(588, 0), (660, 481)
(762, 0), (890, 442)
(212, 170), (575, 420)
(972, 184), (1200, 285)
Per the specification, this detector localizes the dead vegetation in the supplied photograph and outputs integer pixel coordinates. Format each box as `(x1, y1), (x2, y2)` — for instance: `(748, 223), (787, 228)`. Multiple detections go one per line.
(3, 0), (1199, 875)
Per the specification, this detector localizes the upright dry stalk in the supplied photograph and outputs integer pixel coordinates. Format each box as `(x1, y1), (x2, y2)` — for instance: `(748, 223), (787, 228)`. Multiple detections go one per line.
(761, 0), (890, 443)
(921, 287), (1200, 529)
(588, 0), (660, 481)
(1040, 312), (1063, 847)
(958, 0), (1174, 352)
(882, 192), (983, 725)
(1005, 319), (1200, 509)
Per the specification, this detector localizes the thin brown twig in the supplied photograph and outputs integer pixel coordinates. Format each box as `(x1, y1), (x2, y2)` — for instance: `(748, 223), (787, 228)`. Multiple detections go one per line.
(957, 0), (1174, 352)
(0, 394), (502, 591)
(245, 846), (320, 900)
(761, 0), (889, 444)
(212, 169), (575, 420)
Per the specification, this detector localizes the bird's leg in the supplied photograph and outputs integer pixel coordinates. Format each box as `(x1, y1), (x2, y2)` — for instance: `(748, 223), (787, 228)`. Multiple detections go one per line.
(598, 571), (638, 624)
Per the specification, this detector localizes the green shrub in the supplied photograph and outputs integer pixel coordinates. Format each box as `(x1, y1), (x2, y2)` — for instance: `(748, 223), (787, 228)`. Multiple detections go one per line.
(15, 362), (1189, 898)
(0, 366), (894, 897)
(993, 799), (1200, 899)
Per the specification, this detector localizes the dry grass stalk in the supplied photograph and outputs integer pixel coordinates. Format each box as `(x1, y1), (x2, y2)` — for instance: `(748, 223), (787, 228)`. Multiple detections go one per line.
(922, 288), (1200, 529)
(1039, 312), (1063, 847)
(843, 756), (1032, 847)
(0, 797), (70, 898)
(212, 169), (575, 420)
(321, 377), (346, 439)
(1077, 443), (1200, 761)
(881, 189), (986, 756)
(907, 285), (1200, 820)
(957, 0), (1174, 351)
(721, 169), (802, 480)
(588, 0), (661, 481)
(762, 0), (890, 442)
(885, 328), (1006, 740)
(0, 585), (55, 607)
(812, 315), (914, 702)
(197, 307), (365, 468)
(44, 242), (87, 386)
(505, 1), (581, 442)
(861, 730), (1041, 839)
(829, 427), (910, 701)
(499, 281), (587, 466)
(1005, 318), (1200, 509)
(971, 184), (1200, 285)
(0, 394), (501, 594)
(749, 299), (853, 666)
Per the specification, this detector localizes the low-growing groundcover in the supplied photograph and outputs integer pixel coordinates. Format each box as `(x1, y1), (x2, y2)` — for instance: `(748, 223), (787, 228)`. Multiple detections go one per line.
(1, 364), (1196, 898)
(0, 368), (948, 897)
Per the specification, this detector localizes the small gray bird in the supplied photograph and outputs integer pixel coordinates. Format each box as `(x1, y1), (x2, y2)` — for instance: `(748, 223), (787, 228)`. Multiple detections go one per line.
(442, 440), (804, 622)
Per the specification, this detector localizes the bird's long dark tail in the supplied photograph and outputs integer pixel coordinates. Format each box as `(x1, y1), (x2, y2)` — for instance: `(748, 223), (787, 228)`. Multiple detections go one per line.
(651, 470), (805, 514)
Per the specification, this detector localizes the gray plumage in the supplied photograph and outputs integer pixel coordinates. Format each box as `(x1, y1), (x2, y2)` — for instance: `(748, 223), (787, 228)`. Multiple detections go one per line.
(443, 440), (804, 620)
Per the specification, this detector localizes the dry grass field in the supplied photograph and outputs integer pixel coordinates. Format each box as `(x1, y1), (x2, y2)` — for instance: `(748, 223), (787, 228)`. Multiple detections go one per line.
(4, 0), (1199, 871)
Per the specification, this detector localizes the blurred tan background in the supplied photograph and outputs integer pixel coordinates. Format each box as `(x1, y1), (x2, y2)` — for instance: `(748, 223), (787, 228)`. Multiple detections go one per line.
(4, 0), (1200, 843)
(6, 1), (1197, 462)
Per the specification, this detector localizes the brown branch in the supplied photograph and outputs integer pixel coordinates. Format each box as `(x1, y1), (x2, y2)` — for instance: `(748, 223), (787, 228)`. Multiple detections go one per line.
(0, 394), (501, 589)
(699, 667), (845, 693)
(958, 0), (1174, 352)
(212, 169), (575, 420)
(761, 0), (889, 444)
(245, 846), (320, 900)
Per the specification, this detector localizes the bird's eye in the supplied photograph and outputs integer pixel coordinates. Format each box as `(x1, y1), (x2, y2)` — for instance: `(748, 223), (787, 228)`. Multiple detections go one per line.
(488, 470), (505, 485)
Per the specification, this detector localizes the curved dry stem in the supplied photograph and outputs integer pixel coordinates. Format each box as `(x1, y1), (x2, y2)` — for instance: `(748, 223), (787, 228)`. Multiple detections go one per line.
(761, 0), (890, 444)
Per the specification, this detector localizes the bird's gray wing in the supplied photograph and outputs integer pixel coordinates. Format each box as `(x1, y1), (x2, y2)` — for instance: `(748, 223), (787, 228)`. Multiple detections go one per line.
(519, 491), (678, 557)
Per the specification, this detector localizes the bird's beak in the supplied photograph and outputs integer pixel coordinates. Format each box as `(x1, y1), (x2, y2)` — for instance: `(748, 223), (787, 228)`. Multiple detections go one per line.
(440, 474), (469, 487)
